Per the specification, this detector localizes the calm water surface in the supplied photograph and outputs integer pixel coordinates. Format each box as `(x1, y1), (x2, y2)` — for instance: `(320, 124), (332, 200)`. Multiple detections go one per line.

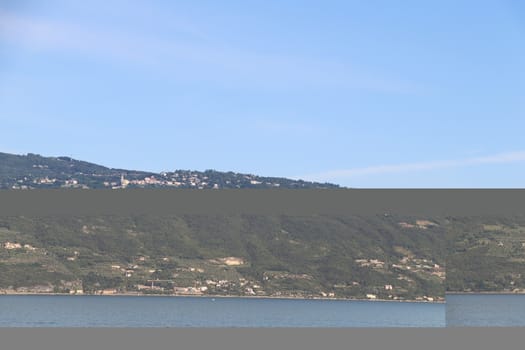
(0, 295), (445, 327)
(447, 294), (525, 327)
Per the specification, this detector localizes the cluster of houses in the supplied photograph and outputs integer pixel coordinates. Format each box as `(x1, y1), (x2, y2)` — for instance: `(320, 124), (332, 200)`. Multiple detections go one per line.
(2, 241), (37, 251)
(398, 220), (438, 230)
(353, 254), (445, 300)
(355, 259), (386, 269)
(391, 257), (445, 280)
(109, 174), (221, 189)
(8, 167), (292, 189)
(355, 255), (445, 279)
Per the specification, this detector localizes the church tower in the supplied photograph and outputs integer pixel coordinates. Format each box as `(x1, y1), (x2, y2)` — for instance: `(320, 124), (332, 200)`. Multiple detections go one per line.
(120, 174), (129, 188)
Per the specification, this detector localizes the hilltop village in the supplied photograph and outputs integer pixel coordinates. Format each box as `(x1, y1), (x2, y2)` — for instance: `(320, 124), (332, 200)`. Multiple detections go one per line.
(0, 152), (338, 190)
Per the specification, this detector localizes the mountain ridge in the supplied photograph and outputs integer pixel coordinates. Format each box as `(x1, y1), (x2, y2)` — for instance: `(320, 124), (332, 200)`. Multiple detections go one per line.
(0, 152), (340, 190)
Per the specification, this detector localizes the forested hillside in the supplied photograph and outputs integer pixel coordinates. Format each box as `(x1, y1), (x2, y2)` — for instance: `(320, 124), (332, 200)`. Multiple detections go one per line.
(0, 214), (445, 301)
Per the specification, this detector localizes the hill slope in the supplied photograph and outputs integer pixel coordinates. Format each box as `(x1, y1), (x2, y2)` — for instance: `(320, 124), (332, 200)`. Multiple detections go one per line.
(446, 216), (525, 293)
(0, 152), (339, 189)
(0, 214), (445, 300)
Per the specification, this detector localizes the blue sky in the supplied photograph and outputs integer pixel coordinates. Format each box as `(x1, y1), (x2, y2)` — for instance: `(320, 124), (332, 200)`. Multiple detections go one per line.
(1, 0), (524, 187)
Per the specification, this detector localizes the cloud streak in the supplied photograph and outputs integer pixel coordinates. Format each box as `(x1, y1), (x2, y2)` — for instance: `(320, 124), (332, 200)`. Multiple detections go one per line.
(303, 151), (525, 181)
(0, 11), (419, 93)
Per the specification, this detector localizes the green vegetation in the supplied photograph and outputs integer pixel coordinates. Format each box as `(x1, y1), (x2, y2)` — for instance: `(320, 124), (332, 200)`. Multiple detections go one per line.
(0, 214), (445, 300)
(0, 152), (338, 189)
(4, 209), (525, 298)
(446, 216), (525, 292)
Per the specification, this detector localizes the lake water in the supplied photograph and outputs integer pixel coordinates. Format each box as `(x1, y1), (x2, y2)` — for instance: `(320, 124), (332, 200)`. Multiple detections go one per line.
(446, 294), (525, 327)
(0, 295), (445, 327)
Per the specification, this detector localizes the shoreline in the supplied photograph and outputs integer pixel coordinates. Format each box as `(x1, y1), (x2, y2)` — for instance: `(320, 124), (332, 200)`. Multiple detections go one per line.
(0, 292), (445, 303)
(446, 291), (525, 295)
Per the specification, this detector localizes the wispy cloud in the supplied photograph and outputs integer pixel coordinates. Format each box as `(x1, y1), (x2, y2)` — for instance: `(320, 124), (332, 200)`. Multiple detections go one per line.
(303, 151), (525, 182)
(0, 11), (419, 93)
